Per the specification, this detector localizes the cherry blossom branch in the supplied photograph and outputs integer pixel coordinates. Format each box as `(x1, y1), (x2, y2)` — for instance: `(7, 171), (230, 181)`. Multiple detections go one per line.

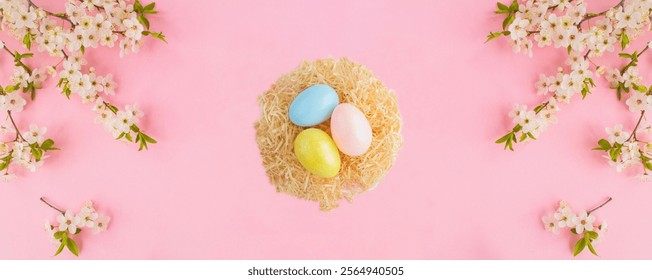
(576, 0), (625, 28)
(7, 111), (26, 142)
(40, 197), (64, 215)
(626, 111), (646, 142)
(2, 45), (32, 75)
(587, 197), (613, 215)
(27, 0), (75, 27)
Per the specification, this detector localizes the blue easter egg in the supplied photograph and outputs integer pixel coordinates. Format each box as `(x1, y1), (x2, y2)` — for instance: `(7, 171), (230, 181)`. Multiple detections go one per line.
(289, 84), (339, 127)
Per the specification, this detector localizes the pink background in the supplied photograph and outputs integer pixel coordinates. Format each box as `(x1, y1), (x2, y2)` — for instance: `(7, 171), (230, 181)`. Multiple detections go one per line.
(1, 0), (651, 259)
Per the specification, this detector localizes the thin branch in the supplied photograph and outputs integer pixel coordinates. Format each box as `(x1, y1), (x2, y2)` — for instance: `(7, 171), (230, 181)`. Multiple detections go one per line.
(587, 197), (613, 215)
(40, 197), (65, 215)
(7, 111), (25, 142)
(27, 0), (75, 27)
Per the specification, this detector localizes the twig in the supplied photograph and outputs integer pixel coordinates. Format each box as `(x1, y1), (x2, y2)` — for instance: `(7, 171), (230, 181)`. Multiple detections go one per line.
(7, 111), (25, 142)
(40, 197), (65, 215)
(587, 197), (613, 215)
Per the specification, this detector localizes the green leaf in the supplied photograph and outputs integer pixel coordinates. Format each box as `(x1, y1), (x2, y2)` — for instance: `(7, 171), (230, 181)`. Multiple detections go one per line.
(513, 124), (522, 133)
(144, 2), (156, 11)
(621, 33), (630, 50)
(502, 14), (514, 30)
(41, 139), (60, 151)
(125, 132), (133, 142)
(644, 161), (652, 171)
(593, 139), (611, 151)
(609, 146), (622, 161)
(138, 140), (148, 151)
(585, 231), (599, 240)
(23, 33), (32, 50)
(29, 83), (36, 100)
(497, 2), (509, 11)
(143, 31), (167, 43)
(54, 241), (65, 256)
(141, 133), (157, 144)
(30, 145), (43, 162)
(573, 237), (588, 256)
(137, 14), (150, 30)
(485, 31), (505, 43)
(65, 238), (79, 256)
(134, 0), (144, 11)
(53, 231), (66, 240)
(587, 241), (599, 256)
(509, 0), (518, 11)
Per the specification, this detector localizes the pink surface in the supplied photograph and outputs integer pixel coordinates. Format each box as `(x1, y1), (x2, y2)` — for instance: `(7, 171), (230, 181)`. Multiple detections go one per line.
(1, 0), (651, 259)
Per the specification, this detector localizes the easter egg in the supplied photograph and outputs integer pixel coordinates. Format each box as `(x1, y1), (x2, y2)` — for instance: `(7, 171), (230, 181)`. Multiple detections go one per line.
(330, 103), (372, 156)
(289, 84), (339, 127)
(294, 128), (341, 178)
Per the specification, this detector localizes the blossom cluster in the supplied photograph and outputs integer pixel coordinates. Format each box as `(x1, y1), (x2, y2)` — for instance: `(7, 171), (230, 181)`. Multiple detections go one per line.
(0, 0), (165, 57)
(490, 0), (652, 179)
(542, 199), (610, 257)
(497, 54), (594, 149)
(0, 122), (58, 181)
(0, 0), (163, 180)
(595, 121), (652, 180)
(490, 0), (651, 57)
(43, 199), (110, 256)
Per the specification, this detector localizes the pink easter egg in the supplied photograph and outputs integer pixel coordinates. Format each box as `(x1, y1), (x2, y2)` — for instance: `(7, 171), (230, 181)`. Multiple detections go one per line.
(330, 103), (372, 156)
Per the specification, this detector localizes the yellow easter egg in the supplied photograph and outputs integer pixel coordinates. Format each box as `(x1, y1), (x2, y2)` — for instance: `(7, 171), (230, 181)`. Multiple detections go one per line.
(294, 128), (341, 178)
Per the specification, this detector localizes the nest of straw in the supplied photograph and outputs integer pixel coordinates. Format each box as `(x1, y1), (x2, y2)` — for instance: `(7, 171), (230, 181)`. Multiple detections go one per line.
(255, 57), (403, 211)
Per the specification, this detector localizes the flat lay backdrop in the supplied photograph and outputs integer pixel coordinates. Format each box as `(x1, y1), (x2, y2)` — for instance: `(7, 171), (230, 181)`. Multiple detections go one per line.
(1, 0), (651, 259)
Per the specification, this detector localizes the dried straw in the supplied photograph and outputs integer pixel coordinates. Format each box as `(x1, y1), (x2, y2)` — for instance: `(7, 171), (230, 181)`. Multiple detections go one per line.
(254, 57), (403, 211)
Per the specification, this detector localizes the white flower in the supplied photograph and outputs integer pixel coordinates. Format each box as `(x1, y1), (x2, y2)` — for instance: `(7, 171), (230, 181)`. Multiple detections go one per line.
(625, 92), (652, 112)
(572, 210), (596, 234)
(595, 66), (607, 77)
(44, 220), (58, 243)
(594, 220), (608, 244)
(518, 110), (539, 133)
(606, 124), (630, 144)
(615, 6), (642, 29)
(79, 207), (99, 228)
(56, 210), (83, 234)
(123, 18), (144, 40)
(100, 74), (117, 95)
(539, 109), (558, 126)
(605, 68), (622, 88)
(554, 207), (576, 228)
(542, 214), (560, 234)
(535, 30), (553, 47)
(114, 111), (134, 133)
(0, 92), (27, 112)
(535, 74), (551, 95)
(125, 104), (144, 119)
(0, 173), (16, 182)
(30, 68), (47, 88)
(508, 104), (527, 122)
(93, 214), (110, 234)
(11, 6), (37, 29)
(622, 67), (641, 88)
(637, 173), (652, 181)
(23, 124), (47, 144)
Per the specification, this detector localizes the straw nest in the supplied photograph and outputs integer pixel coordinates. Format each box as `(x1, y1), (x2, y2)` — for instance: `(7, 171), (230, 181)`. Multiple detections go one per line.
(255, 57), (402, 211)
